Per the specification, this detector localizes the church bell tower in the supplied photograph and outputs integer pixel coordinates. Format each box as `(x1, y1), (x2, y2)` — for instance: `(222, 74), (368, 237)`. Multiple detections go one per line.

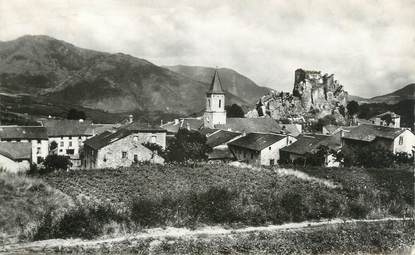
(204, 69), (226, 128)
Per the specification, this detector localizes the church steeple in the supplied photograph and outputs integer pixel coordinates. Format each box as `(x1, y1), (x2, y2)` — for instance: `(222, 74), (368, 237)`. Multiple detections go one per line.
(204, 69), (227, 128)
(207, 69), (224, 94)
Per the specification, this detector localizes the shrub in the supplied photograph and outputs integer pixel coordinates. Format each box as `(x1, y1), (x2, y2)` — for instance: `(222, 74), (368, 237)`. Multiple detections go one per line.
(188, 187), (238, 224)
(142, 142), (166, 159)
(130, 198), (163, 227)
(43, 154), (72, 172)
(34, 204), (125, 240)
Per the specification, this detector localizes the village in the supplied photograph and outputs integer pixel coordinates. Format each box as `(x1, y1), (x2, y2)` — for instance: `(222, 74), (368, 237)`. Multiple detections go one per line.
(1, 68), (414, 173)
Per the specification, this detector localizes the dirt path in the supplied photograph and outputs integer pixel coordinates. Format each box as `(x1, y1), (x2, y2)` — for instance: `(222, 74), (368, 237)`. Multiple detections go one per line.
(1, 217), (411, 254)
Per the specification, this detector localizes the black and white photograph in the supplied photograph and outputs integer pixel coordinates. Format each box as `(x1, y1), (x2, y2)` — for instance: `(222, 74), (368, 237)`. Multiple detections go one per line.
(0, 0), (414, 254)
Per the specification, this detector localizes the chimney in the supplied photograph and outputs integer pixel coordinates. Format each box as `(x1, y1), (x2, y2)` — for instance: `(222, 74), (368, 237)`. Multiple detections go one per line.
(129, 114), (133, 123)
(186, 122), (190, 131)
(79, 119), (84, 123)
(160, 120), (164, 126)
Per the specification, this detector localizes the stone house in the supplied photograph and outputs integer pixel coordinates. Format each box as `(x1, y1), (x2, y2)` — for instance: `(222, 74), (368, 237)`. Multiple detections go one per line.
(123, 121), (167, 149)
(370, 111), (401, 128)
(82, 129), (164, 169)
(342, 124), (415, 155)
(228, 133), (296, 166)
(279, 133), (342, 167)
(0, 126), (48, 164)
(0, 142), (31, 173)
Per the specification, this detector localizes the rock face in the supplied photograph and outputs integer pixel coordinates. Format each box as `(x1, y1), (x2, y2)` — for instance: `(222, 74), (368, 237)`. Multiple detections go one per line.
(247, 69), (348, 121)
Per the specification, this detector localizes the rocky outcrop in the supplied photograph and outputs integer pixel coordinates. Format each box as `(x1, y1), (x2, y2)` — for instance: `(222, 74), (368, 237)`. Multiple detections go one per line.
(247, 69), (348, 121)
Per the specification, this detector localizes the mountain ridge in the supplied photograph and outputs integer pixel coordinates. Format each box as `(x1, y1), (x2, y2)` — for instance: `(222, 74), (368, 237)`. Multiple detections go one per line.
(0, 35), (258, 118)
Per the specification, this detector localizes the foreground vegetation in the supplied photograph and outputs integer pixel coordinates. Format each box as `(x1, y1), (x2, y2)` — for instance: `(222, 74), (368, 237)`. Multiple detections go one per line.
(37, 165), (414, 240)
(1, 164), (413, 248)
(3, 219), (414, 254)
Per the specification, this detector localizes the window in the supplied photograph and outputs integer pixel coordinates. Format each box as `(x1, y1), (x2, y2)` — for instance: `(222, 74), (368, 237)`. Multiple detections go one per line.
(270, 159), (275, 166)
(269, 146), (271, 150)
(60, 141), (64, 147)
(219, 99), (221, 108)
(69, 141), (72, 147)
(69, 136), (72, 140)
(122, 151), (127, 159)
(59, 149), (63, 152)
(134, 154), (138, 163)
(103, 155), (107, 162)
(66, 149), (74, 155)
(150, 135), (156, 143)
(399, 136), (403, 145)
(37, 139), (41, 143)
(79, 136), (82, 139)
(208, 99), (211, 108)
(36, 147), (41, 155)
(60, 136), (64, 140)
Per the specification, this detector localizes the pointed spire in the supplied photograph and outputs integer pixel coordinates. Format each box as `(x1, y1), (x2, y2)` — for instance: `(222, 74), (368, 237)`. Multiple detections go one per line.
(207, 68), (224, 94)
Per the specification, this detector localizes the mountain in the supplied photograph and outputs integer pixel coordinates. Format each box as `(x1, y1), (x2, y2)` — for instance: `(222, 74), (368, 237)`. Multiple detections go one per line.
(164, 65), (271, 105)
(367, 84), (415, 104)
(0, 35), (251, 120)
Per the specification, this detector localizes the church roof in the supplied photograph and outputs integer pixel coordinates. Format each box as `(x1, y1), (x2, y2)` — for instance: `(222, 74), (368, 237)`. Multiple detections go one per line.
(207, 69), (224, 94)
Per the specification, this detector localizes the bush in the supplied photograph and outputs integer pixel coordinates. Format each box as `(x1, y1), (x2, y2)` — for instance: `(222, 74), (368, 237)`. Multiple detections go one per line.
(130, 198), (163, 227)
(35, 204), (125, 240)
(337, 145), (411, 168)
(43, 154), (72, 172)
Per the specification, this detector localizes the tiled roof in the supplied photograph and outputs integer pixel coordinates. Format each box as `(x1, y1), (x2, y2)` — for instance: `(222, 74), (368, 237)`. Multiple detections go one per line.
(41, 119), (94, 137)
(206, 130), (241, 148)
(228, 133), (286, 151)
(83, 129), (132, 150)
(280, 133), (341, 155)
(199, 127), (218, 136)
(161, 118), (203, 134)
(0, 126), (48, 140)
(216, 118), (282, 133)
(124, 121), (167, 132)
(343, 124), (405, 142)
(207, 69), (224, 94)
(375, 111), (400, 118)
(0, 142), (31, 160)
(323, 124), (340, 134)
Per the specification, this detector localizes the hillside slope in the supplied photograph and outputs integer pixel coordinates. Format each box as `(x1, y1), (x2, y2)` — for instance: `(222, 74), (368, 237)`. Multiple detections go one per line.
(368, 83), (415, 104)
(164, 65), (271, 105)
(0, 35), (249, 116)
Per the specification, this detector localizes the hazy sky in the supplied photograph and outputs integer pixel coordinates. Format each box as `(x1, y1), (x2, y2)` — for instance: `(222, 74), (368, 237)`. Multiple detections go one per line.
(1, 0), (414, 97)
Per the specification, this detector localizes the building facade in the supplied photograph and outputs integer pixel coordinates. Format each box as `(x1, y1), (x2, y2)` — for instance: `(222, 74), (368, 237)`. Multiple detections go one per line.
(83, 129), (164, 169)
(228, 133), (296, 166)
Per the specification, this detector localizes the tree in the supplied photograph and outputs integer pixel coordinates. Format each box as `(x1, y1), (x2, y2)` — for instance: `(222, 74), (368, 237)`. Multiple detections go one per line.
(346, 101), (359, 117)
(43, 155), (72, 172)
(142, 142), (166, 159)
(49, 141), (58, 153)
(336, 144), (396, 168)
(67, 109), (86, 120)
(225, 104), (245, 118)
(166, 129), (212, 163)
